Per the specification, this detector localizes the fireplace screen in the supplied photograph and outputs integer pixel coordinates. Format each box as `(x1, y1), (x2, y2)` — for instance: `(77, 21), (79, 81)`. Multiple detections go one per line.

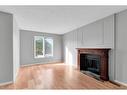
(80, 54), (100, 75)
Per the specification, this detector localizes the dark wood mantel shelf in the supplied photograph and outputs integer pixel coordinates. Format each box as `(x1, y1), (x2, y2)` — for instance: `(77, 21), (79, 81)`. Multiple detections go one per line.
(76, 48), (111, 81)
(76, 48), (111, 50)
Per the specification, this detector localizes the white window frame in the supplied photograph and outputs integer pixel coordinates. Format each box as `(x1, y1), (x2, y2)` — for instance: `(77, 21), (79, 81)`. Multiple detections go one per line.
(34, 36), (53, 58)
(34, 36), (45, 58)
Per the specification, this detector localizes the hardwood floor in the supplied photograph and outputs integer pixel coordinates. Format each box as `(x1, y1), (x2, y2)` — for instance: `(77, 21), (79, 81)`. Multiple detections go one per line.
(0, 63), (126, 89)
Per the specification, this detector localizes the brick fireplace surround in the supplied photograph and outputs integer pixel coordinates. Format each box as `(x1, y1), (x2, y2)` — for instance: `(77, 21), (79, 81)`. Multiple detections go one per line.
(76, 48), (110, 81)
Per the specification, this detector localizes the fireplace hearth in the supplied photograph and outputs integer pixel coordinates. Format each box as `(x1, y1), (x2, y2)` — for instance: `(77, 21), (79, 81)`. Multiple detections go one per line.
(76, 48), (110, 81)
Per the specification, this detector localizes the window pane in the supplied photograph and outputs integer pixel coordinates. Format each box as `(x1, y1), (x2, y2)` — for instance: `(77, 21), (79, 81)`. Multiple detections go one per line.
(45, 38), (53, 56)
(34, 36), (44, 58)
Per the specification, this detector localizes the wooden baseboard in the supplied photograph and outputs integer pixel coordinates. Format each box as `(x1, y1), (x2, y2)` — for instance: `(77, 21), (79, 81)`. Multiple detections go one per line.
(114, 80), (127, 87)
(109, 80), (127, 87)
(0, 81), (13, 86)
(109, 80), (121, 86)
(21, 61), (64, 68)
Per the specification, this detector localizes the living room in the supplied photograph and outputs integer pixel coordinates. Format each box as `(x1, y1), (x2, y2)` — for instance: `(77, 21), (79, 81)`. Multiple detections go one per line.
(0, 2), (127, 95)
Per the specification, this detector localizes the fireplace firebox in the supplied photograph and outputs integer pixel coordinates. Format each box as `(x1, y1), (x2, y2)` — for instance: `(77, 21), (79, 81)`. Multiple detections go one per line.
(77, 48), (110, 81)
(80, 54), (100, 75)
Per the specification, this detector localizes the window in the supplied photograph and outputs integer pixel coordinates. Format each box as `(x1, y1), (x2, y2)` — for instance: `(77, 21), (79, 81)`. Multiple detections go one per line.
(45, 38), (53, 56)
(34, 36), (53, 58)
(34, 36), (44, 58)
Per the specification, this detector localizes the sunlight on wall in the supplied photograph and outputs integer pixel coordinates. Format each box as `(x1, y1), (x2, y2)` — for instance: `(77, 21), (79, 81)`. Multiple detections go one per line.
(65, 46), (73, 65)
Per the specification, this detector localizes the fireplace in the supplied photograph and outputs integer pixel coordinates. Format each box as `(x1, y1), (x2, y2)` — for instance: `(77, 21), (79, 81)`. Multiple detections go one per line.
(77, 48), (110, 81)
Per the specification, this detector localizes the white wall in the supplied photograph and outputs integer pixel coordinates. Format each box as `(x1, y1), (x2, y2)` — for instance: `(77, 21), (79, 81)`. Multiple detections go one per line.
(13, 16), (20, 82)
(0, 11), (13, 84)
(115, 9), (127, 84)
(20, 30), (63, 66)
(63, 15), (115, 80)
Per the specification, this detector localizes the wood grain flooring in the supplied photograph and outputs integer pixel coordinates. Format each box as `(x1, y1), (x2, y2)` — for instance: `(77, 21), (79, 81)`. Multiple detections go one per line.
(0, 63), (126, 89)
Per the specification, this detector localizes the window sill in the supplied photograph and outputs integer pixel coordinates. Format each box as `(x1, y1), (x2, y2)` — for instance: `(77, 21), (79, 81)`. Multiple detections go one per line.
(34, 56), (45, 59)
(34, 55), (53, 59)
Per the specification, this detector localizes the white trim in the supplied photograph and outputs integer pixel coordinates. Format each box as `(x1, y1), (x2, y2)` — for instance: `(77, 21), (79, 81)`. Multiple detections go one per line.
(14, 67), (19, 83)
(34, 36), (44, 58)
(21, 60), (63, 67)
(114, 80), (127, 86)
(43, 36), (45, 57)
(34, 55), (45, 59)
(34, 36), (54, 58)
(0, 81), (13, 86)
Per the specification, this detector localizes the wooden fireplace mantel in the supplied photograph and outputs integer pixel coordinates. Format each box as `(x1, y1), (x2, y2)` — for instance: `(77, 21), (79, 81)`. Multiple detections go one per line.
(76, 48), (111, 81)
